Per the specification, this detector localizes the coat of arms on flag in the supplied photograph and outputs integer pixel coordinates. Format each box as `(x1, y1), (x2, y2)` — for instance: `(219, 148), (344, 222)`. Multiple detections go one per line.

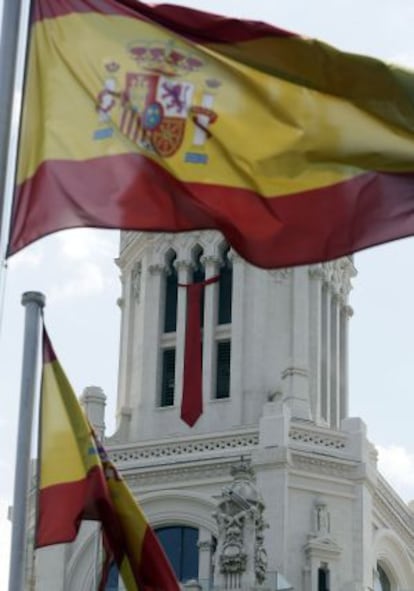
(95, 41), (220, 159)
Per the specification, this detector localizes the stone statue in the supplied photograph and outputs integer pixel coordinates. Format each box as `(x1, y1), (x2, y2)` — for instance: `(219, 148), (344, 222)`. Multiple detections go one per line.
(314, 497), (330, 537)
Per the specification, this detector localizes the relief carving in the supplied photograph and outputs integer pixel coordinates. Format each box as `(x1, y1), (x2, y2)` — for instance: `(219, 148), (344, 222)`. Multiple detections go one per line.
(212, 459), (268, 589)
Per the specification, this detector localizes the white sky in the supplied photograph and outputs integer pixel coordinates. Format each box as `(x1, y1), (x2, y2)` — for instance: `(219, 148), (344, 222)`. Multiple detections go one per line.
(2, 1), (414, 589)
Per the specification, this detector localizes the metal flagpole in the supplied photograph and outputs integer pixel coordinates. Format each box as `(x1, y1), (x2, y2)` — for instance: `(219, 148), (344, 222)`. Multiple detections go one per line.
(0, 0), (33, 324)
(0, 0), (28, 234)
(8, 291), (45, 591)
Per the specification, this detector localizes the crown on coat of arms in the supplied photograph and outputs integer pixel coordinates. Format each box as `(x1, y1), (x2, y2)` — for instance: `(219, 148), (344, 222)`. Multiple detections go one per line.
(105, 61), (120, 73)
(127, 41), (204, 76)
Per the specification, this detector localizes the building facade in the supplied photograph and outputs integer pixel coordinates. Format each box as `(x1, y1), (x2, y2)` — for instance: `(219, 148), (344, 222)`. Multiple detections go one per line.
(34, 230), (414, 591)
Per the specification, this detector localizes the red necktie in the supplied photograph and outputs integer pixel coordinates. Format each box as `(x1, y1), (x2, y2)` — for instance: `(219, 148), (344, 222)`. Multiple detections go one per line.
(179, 276), (219, 427)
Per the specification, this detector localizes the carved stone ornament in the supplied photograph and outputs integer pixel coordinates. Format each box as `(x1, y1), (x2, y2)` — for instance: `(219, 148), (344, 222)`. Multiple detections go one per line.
(212, 458), (268, 589)
(319, 257), (357, 299)
(131, 261), (142, 302)
(268, 268), (291, 283)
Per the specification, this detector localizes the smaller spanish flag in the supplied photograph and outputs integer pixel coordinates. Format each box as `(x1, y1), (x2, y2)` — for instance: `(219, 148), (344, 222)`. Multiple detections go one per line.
(38, 327), (179, 591)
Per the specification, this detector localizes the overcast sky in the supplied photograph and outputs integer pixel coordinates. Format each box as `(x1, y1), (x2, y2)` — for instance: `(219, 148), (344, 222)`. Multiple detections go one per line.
(2, 1), (414, 589)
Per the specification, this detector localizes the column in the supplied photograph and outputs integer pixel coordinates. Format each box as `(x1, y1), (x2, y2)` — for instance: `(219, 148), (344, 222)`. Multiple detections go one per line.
(144, 263), (165, 407)
(282, 267), (311, 420)
(228, 249), (245, 424)
(113, 261), (134, 440)
(308, 266), (324, 422)
(201, 255), (220, 402)
(330, 293), (341, 428)
(340, 304), (353, 421)
(320, 282), (331, 424)
(115, 261), (132, 415)
(197, 529), (214, 588)
(174, 258), (192, 411)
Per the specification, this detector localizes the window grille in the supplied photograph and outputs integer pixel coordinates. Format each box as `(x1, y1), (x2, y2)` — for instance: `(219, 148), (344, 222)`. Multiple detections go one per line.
(216, 340), (231, 398)
(161, 348), (175, 406)
(156, 526), (199, 582)
(218, 247), (232, 325)
(164, 253), (178, 333)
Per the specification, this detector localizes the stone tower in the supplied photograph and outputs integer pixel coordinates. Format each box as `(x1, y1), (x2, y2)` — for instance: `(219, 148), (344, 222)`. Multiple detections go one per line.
(114, 230), (354, 440)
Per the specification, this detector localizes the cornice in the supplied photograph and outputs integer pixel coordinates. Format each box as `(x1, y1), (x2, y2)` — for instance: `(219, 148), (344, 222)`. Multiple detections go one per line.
(122, 456), (247, 490)
(288, 422), (349, 454)
(374, 474), (414, 551)
(290, 451), (357, 480)
(109, 428), (259, 467)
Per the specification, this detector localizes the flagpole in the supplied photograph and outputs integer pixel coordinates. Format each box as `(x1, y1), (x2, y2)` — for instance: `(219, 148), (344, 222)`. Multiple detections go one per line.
(0, 0), (32, 324)
(0, 0), (23, 231)
(8, 291), (45, 591)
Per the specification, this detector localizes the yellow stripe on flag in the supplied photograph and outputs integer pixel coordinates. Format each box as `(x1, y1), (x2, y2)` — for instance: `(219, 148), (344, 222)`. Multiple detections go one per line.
(40, 360), (100, 488)
(19, 12), (414, 199)
(11, 0), (414, 269)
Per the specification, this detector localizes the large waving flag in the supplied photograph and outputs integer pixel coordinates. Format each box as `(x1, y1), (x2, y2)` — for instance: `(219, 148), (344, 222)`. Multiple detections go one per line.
(8, 0), (414, 268)
(39, 327), (179, 591)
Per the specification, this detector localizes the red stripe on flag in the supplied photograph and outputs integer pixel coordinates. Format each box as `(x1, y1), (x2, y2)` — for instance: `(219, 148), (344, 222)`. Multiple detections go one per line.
(9, 155), (414, 268)
(32, 0), (295, 42)
(140, 527), (180, 591)
(36, 466), (109, 547)
(42, 329), (57, 364)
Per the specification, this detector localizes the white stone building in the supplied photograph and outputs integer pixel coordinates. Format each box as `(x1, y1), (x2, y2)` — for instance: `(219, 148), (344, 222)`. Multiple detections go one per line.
(33, 230), (414, 591)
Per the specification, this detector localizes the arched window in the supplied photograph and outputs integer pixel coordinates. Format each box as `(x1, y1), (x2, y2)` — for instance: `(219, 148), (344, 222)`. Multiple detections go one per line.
(374, 565), (391, 591)
(164, 250), (178, 333)
(156, 526), (199, 582)
(214, 243), (232, 399)
(218, 245), (232, 325)
(160, 251), (178, 407)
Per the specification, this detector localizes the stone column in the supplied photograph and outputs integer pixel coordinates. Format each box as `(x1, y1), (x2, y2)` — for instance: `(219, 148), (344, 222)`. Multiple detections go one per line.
(340, 304), (353, 421)
(201, 255), (220, 402)
(330, 293), (341, 428)
(197, 532), (215, 587)
(115, 259), (130, 414)
(308, 266), (324, 423)
(282, 267), (311, 420)
(174, 258), (193, 411)
(228, 250), (245, 424)
(144, 263), (165, 409)
(320, 282), (331, 424)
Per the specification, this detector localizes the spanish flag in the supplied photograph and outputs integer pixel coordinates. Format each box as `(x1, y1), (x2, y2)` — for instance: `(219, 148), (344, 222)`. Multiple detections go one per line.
(8, 0), (414, 268)
(38, 327), (179, 591)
